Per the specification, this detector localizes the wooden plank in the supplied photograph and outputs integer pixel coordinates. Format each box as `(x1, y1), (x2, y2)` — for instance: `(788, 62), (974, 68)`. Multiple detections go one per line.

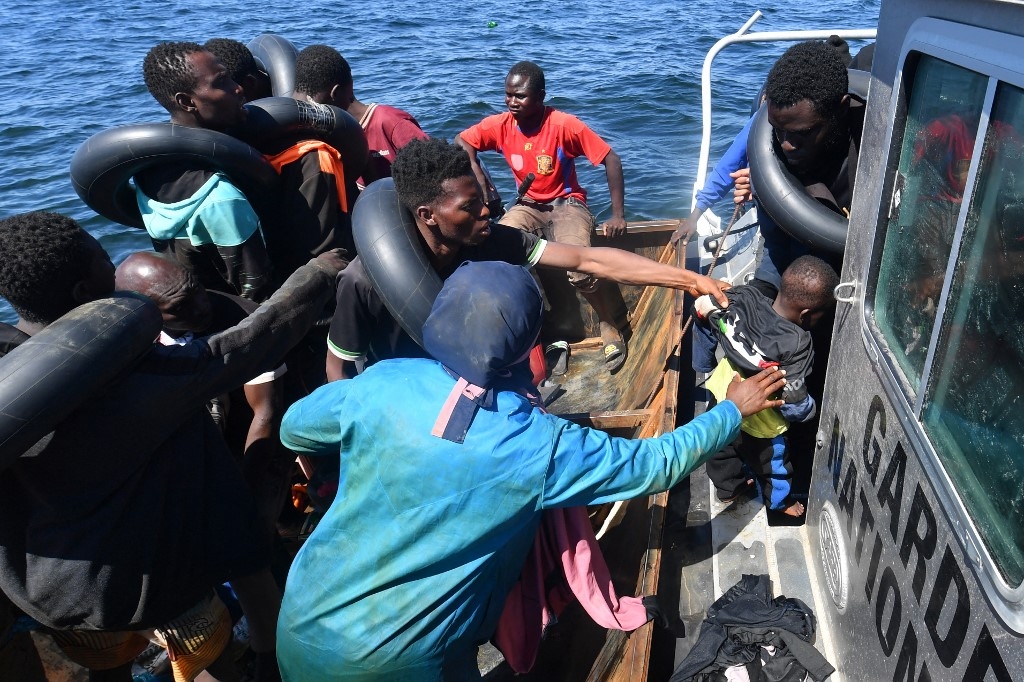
(560, 410), (652, 430)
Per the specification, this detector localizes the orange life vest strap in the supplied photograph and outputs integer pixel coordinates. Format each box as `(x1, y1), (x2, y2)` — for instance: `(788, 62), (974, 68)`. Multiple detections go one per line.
(265, 140), (350, 211)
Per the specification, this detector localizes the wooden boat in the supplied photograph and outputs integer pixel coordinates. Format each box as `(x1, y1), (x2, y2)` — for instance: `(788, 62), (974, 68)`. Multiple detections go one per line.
(479, 218), (690, 681)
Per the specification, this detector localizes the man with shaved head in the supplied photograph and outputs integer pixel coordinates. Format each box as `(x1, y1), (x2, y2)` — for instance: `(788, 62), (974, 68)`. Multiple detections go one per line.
(116, 251), (291, 536)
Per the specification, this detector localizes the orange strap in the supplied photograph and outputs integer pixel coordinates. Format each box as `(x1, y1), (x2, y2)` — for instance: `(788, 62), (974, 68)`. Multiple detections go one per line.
(265, 140), (350, 211)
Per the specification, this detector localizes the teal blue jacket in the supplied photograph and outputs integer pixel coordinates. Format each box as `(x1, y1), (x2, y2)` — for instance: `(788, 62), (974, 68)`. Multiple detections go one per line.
(277, 358), (741, 681)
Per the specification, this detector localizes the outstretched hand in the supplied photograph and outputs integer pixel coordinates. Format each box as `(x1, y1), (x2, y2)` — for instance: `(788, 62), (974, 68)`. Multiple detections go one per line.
(726, 366), (787, 417)
(670, 213), (699, 248)
(685, 274), (731, 307)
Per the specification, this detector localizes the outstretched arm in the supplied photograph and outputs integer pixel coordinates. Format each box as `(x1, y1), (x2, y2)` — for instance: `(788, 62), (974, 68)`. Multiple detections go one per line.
(537, 241), (729, 305)
(599, 149), (627, 238)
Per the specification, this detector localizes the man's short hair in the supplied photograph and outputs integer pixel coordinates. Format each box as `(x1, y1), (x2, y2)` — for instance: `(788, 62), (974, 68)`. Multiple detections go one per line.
(203, 38), (259, 85)
(507, 61), (545, 93)
(391, 138), (475, 212)
(765, 41), (849, 118)
(143, 41), (205, 112)
(780, 255), (839, 311)
(0, 212), (96, 324)
(294, 45), (352, 95)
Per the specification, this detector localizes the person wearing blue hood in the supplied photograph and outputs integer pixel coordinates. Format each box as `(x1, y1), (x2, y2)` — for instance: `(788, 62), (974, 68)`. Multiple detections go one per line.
(276, 260), (787, 680)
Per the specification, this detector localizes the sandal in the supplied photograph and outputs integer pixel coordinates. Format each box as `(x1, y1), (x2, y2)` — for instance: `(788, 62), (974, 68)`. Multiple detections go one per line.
(603, 340), (627, 373)
(545, 341), (570, 376)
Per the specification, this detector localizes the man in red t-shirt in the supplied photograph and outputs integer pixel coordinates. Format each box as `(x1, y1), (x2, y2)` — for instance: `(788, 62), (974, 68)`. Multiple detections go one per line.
(295, 44), (428, 188)
(455, 61), (629, 372)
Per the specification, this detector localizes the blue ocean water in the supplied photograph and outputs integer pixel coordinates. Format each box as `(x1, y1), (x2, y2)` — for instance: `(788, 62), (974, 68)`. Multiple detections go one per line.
(0, 0), (879, 323)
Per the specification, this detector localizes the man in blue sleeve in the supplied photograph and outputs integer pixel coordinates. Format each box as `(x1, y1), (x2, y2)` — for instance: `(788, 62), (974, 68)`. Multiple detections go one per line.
(276, 259), (786, 681)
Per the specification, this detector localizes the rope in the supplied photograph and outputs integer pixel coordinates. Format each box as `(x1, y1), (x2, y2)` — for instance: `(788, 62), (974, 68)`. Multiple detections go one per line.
(680, 203), (744, 338)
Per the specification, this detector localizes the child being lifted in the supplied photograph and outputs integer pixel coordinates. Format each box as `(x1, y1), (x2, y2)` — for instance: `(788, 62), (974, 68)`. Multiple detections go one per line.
(694, 255), (839, 517)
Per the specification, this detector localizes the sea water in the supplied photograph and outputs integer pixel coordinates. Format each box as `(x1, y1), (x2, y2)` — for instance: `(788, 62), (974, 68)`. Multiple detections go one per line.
(0, 0), (880, 322)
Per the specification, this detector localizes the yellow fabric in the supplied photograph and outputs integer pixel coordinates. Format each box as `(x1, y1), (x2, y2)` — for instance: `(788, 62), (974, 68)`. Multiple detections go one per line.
(705, 357), (788, 439)
(265, 139), (350, 211)
(152, 592), (232, 682)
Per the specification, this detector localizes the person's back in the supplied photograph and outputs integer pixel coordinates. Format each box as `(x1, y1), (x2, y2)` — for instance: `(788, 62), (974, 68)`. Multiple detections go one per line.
(0, 212), (346, 680)
(136, 41), (275, 301)
(278, 261), (785, 680)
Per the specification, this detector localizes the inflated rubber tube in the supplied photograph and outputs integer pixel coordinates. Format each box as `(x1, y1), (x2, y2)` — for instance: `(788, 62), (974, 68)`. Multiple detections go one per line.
(236, 97), (369, 190)
(0, 294), (161, 468)
(70, 123), (280, 229)
(747, 69), (871, 254)
(247, 34), (298, 98)
(352, 177), (440, 349)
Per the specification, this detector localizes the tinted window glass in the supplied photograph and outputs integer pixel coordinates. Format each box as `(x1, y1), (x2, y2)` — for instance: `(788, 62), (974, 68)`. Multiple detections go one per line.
(923, 82), (1024, 584)
(874, 56), (987, 390)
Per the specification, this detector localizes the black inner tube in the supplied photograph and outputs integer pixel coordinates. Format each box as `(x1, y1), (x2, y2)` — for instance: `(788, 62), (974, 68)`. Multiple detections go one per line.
(247, 34), (298, 98)
(351, 178), (440, 349)
(0, 294), (161, 468)
(234, 97), (369, 187)
(70, 123), (279, 229)
(747, 69), (870, 254)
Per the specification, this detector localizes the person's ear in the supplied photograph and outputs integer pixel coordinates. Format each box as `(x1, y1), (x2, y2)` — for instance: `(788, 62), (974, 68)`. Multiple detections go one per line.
(416, 205), (437, 226)
(797, 308), (812, 326)
(242, 74), (259, 99)
(328, 84), (353, 107)
(174, 91), (196, 113)
(839, 93), (851, 112)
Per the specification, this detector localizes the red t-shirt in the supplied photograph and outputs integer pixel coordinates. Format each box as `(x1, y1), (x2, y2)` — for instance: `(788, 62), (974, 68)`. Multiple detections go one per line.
(459, 107), (611, 203)
(360, 103), (429, 186)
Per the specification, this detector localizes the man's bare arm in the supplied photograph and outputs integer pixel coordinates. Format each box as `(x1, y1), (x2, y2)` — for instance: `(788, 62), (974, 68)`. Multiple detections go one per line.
(538, 241), (729, 305)
(599, 149), (627, 238)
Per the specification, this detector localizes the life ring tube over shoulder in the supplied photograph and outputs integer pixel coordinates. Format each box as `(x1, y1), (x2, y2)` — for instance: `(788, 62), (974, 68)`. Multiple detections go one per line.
(247, 34), (298, 98)
(70, 123), (279, 229)
(748, 69), (871, 254)
(237, 97), (370, 188)
(0, 294), (161, 469)
(352, 177), (441, 349)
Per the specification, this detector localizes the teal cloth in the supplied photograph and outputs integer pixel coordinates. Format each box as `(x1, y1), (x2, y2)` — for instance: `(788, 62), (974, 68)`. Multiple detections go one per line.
(276, 357), (741, 680)
(136, 172), (260, 247)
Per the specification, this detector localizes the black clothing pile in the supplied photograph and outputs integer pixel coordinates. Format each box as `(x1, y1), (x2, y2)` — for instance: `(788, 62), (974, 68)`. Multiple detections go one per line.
(671, 574), (835, 682)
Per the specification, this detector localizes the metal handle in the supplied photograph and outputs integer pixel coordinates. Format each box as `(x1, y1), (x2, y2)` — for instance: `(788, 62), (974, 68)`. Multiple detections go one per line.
(834, 280), (858, 303)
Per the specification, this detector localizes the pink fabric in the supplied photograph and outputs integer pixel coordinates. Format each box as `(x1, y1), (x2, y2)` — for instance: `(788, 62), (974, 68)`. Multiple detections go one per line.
(493, 505), (650, 673)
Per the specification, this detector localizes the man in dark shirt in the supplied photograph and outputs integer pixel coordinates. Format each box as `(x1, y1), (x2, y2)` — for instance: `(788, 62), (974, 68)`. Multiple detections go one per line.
(0, 211), (345, 681)
(135, 41), (275, 302)
(746, 40), (864, 293)
(326, 138), (730, 381)
(115, 251), (291, 536)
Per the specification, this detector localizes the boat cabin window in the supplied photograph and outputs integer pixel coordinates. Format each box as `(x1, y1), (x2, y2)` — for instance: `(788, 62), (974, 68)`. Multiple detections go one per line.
(870, 53), (1024, 586)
